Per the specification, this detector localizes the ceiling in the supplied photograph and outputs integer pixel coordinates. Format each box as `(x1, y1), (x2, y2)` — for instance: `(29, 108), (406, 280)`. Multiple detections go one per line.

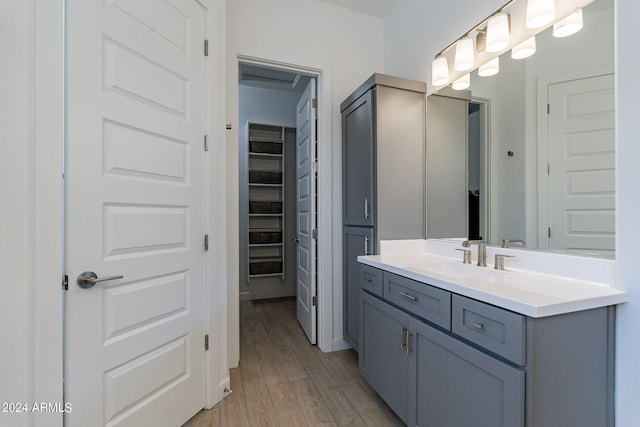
(314, 0), (399, 17)
(238, 63), (312, 94)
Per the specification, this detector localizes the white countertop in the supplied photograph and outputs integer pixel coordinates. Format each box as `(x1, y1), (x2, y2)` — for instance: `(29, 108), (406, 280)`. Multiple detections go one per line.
(358, 252), (628, 318)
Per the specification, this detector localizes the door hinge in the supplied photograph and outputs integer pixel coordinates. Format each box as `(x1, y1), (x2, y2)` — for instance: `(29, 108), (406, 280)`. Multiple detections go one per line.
(204, 39), (209, 56)
(204, 135), (209, 151)
(548, 227), (552, 238)
(547, 103), (550, 114)
(312, 296), (318, 306)
(311, 161), (318, 174)
(204, 234), (209, 251)
(311, 98), (318, 109)
(62, 275), (68, 290)
(547, 163), (550, 175)
(312, 229), (318, 240)
(205, 334), (209, 351)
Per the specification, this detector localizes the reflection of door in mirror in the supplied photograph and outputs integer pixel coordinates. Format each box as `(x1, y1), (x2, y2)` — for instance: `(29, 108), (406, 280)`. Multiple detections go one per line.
(545, 73), (615, 257)
(468, 100), (488, 241)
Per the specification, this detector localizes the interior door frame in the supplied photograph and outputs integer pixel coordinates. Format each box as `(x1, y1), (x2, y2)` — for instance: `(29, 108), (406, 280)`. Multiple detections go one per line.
(469, 97), (492, 243)
(30, 0), (229, 420)
(536, 65), (614, 249)
(31, 1), (65, 424)
(229, 53), (336, 365)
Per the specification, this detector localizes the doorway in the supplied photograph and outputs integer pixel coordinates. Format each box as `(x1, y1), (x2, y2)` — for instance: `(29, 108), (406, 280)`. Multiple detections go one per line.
(237, 62), (320, 344)
(468, 99), (489, 241)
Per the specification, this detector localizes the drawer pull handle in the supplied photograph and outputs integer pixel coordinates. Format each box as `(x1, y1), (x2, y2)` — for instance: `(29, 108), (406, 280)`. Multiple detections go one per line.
(364, 276), (373, 282)
(470, 322), (486, 330)
(399, 291), (418, 302)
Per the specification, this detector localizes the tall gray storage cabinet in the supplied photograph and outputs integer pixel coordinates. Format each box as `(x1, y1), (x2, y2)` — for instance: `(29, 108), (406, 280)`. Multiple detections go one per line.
(341, 74), (426, 351)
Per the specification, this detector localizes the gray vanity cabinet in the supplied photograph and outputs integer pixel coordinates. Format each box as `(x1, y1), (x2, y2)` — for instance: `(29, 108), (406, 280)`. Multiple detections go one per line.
(360, 290), (411, 424)
(411, 319), (524, 427)
(360, 265), (615, 427)
(341, 73), (426, 351)
(360, 290), (524, 427)
(343, 226), (374, 349)
(342, 90), (374, 228)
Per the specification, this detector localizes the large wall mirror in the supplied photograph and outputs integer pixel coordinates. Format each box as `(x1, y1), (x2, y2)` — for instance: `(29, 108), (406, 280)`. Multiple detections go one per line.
(427, 0), (615, 258)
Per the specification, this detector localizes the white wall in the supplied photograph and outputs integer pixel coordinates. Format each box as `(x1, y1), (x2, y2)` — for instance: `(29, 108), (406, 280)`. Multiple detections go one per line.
(226, 0), (384, 364)
(385, 1), (640, 425)
(614, 1), (640, 425)
(0, 2), (36, 423)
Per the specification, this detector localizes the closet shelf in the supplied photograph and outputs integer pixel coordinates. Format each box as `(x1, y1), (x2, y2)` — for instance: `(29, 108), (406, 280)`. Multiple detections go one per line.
(249, 136), (284, 143)
(246, 123), (287, 282)
(249, 199), (283, 214)
(249, 152), (283, 158)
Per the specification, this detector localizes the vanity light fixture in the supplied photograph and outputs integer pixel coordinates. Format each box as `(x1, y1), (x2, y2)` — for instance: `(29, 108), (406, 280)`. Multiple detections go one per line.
(478, 57), (500, 77)
(553, 8), (583, 38)
(511, 35), (537, 59)
(486, 13), (510, 52)
(526, 0), (556, 29)
(431, 56), (450, 86)
(454, 37), (475, 71)
(452, 73), (471, 90)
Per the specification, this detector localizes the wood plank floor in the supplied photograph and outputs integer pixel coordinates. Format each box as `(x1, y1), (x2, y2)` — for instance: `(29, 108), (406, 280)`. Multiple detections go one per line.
(183, 298), (405, 427)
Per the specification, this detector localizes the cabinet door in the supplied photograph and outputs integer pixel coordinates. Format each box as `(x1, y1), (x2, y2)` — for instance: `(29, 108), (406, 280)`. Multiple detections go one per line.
(342, 90), (374, 227)
(410, 318), (524, 427)
(343, 226), (374, 350)
(360, 291), (410, 424)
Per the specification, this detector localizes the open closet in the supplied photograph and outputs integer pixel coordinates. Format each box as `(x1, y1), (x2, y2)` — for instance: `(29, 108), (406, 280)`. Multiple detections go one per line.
(238, 63), (318, 326)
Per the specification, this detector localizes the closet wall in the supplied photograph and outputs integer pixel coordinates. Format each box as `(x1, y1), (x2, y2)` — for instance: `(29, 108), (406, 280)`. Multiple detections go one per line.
(239, 85), (298, 300)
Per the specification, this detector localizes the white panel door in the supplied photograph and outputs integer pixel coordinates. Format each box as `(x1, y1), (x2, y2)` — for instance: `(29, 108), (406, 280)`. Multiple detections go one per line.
(296, 79), (317, 344)
(548, 74), (615, 256)
(65, 1), (207, 426)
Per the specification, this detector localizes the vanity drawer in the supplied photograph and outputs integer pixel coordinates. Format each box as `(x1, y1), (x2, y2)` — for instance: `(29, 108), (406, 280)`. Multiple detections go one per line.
(452, 295), (525, 365)
(383, 272), (451, 330)
(361, 264), (383, 296)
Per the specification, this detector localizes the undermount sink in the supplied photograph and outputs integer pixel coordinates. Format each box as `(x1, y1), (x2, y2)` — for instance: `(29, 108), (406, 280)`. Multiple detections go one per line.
(408, 261), (507, 280)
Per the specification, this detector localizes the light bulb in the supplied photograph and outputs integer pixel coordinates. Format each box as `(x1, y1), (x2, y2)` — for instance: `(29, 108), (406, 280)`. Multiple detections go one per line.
(526, 0), (556, 29)
(431, 56), (450, 86)
(454, 37), (475, 71)
(553, 8), (583, 38)
(486, 13), (510, 53)
(452, 74), (471, 90)
(511, 36), (536, 59)
(478, 57), (500, 77)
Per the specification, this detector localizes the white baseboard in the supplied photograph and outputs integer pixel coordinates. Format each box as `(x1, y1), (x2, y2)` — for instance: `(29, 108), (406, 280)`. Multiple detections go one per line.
(207, 376), (231, 408)
(332, 337), (352, 352)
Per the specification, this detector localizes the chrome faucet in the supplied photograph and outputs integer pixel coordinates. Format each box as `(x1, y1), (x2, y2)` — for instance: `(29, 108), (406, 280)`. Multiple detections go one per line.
(501, 239), (525, 248)
(462, 240), (487, 267)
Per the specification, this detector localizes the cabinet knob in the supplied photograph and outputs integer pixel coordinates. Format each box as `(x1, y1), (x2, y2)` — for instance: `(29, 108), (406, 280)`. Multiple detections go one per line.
(470, 322), (486, 330)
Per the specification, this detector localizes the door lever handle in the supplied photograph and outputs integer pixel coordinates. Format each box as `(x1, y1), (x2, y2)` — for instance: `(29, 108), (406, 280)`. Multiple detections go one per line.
(77, 271), (124, 289)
